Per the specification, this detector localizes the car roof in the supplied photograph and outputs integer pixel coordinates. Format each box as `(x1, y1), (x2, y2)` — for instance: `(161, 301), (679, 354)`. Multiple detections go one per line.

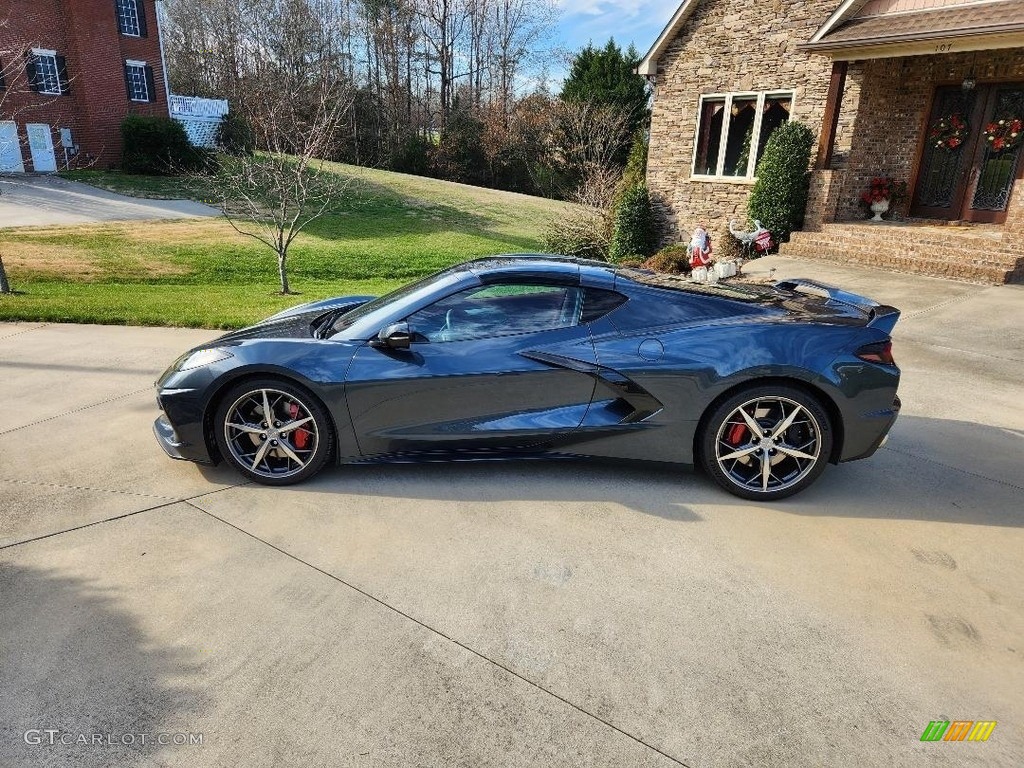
(464, 254), (616, 285)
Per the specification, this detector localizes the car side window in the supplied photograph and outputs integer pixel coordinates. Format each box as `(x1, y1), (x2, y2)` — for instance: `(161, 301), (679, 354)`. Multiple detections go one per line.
(580, 288), (628, 323)
(408, 283), (583, 343)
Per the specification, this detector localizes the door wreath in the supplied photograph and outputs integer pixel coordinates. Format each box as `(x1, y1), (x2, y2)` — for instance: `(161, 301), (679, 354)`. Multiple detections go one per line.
(928, 113), (969, 151)
(983, 117), (1023, 153)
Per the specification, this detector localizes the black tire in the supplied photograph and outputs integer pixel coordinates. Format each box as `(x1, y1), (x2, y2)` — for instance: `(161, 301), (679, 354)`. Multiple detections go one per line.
(213, 378), (334, 486)
(699, 384), (833, 501)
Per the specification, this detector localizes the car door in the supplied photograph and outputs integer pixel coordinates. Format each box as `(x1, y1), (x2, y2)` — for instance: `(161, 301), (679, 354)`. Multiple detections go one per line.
(344, 281), (599, 457)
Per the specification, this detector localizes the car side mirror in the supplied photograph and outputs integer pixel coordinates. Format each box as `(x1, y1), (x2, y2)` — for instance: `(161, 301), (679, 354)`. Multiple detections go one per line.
(371, 322), (412, 350)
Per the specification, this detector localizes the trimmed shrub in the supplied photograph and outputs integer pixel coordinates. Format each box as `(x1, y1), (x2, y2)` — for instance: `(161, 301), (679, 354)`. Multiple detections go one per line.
(747, 121), (815, 244)
(121, 116), (207, 175)
(609, 182), (654, 262)
(641, 244), (691, 275)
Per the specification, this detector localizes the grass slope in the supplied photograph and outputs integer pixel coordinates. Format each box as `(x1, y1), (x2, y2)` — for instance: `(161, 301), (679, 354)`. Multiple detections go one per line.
(0, 163), (571, 328)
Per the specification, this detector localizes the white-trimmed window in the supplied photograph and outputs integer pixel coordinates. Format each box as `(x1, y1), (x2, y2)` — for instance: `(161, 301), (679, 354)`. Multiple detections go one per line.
(116, 0), (142, 36)
(31, 49), (62, 95)
(125, 60), (150, 102)
(692, 91), (794, 181)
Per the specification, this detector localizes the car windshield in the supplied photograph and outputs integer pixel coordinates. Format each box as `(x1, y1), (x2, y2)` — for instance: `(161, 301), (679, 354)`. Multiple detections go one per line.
(329, 269), (455, 335)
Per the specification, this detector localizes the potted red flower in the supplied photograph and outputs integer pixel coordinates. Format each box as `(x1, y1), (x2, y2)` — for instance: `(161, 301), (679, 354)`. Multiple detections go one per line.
(859, 177), (906, 221)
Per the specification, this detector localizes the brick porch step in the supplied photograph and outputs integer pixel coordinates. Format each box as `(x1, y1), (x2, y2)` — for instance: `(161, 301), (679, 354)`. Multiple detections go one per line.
(780, 224), (1024, 284)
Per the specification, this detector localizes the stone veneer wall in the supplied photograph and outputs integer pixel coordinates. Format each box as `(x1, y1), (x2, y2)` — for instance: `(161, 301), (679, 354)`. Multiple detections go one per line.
(832, 49), (1024, 222)
(646, 0), (843, 245)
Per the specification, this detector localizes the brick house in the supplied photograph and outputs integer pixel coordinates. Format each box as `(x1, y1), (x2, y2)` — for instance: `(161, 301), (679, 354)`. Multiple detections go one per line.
(0, 0), (169, 172)
(639, 0), (1024, 282)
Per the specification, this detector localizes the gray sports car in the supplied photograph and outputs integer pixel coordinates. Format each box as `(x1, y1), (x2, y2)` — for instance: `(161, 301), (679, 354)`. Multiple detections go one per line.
(155, 255), (901, 500)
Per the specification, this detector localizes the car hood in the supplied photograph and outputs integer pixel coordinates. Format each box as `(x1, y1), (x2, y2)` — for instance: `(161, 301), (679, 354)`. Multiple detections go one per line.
(210, 295), (376, 344)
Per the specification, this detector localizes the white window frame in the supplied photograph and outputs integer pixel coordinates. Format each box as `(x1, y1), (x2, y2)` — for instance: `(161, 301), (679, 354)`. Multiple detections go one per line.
(116, 0), (142, 37)
(31, 48), (61, 96)
(125, 59), (149, 102)
(690, 90), (797, 183)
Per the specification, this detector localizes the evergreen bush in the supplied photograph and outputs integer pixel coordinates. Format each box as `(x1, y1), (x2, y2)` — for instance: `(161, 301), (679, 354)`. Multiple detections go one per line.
(747, 121), (815, 244)
(609, 181), (653, 262)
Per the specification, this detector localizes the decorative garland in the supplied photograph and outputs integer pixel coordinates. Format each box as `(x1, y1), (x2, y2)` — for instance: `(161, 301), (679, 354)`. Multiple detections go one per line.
(928, 112), (969, 151)
(983, 116), (1023, 153)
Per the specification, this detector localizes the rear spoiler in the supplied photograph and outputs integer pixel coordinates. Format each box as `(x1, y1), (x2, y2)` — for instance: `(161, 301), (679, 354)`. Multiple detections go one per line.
(774, 278), (901, 334)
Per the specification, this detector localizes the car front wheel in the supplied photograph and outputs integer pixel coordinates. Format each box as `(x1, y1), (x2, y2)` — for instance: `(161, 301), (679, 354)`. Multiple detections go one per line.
(700, 385), (833, 501)
(214, 378), (333, 485)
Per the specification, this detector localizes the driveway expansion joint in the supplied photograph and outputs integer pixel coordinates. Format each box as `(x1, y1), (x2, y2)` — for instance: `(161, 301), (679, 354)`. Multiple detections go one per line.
(881, 445), (1024, 492)
(0, 386), (152, 436)
(185, 500), (692, 768)
(0, 477), (177, 501)
(0, 323), (49, 341)
(901, 291), (983, 320)
(0, 482), (249, 551)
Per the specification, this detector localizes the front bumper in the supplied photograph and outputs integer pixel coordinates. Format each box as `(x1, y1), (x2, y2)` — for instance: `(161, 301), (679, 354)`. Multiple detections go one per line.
(153, 389), (215, 465)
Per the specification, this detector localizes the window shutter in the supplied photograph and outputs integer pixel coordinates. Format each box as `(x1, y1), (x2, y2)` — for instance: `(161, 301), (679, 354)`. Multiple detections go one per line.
(144, 65), (157, 103)
(124, 62), (133, 101)
(137, 0), (149, 37)
(24, 52), (41, 93)
(0, 58), (6, 90)
(56, 55), (70, 94)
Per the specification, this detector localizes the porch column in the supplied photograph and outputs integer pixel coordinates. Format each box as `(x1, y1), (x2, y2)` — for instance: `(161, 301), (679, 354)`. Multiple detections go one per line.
(804, 61), (849, 230)
(815, 61), (847, 171)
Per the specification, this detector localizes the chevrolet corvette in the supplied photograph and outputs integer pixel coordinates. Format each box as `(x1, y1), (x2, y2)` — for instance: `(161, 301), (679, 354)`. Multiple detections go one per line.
(154, 255), (901, 500)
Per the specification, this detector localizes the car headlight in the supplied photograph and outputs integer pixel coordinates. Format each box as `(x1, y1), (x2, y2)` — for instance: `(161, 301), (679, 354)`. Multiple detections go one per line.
(177, 348), (234, 371)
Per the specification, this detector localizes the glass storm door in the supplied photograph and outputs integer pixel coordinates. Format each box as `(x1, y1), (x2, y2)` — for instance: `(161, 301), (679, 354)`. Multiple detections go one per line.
(967, 85), (1024, 223)
(913, 84), (1024, 223)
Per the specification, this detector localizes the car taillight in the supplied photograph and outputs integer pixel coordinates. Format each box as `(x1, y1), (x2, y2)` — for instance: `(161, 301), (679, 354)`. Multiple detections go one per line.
(856, 340), (895, 365)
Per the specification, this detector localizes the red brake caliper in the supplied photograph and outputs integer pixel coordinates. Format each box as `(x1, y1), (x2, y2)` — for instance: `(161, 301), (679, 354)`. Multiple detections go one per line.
(288, 403), (309, 449)
(726, 423), (748, 445)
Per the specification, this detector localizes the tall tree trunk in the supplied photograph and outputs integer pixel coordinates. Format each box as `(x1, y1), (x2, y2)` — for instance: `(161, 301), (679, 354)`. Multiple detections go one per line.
(0, 255), (11, 294)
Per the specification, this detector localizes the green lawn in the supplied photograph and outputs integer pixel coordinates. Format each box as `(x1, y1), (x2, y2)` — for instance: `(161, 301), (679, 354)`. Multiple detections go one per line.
(0, 163), (572, 328)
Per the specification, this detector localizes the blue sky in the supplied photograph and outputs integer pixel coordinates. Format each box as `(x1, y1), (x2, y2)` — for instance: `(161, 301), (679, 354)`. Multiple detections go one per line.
(550, 0), (680, 78)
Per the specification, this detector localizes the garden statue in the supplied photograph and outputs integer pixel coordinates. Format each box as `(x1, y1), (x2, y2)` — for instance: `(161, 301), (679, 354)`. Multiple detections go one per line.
(689, 225), (713, 283)
(730, 218), (772, 260)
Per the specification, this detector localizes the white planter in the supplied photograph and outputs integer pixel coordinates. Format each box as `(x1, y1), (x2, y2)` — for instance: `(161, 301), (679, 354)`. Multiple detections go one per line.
(870, 199), (890, 222)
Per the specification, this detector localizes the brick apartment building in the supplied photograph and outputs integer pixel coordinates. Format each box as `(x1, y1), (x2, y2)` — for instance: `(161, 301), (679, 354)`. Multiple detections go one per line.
(639, 0), (1024, 283)
(0, 0), (169, 172)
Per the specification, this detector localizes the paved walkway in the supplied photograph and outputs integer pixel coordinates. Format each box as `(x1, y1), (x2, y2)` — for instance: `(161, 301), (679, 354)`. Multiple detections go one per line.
(0, 175), (218, 227)
(0, 260), (1021, 766)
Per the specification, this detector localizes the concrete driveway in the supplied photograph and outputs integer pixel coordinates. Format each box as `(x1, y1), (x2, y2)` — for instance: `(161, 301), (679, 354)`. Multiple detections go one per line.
(1, 260), (1022, 767)
(0, 175), (218, 227)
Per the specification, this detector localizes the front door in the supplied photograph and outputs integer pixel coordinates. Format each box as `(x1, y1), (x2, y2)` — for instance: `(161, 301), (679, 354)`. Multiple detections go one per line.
(345, 282), (598, 457)
(25, 124), (57, 172)
(912, 84), (1024, 223)
(0, 122), (24, 172)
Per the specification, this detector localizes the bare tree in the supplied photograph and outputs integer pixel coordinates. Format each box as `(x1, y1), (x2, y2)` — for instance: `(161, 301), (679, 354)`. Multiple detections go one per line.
(209, 79), (354, 295)
(553, 100), (634, 181)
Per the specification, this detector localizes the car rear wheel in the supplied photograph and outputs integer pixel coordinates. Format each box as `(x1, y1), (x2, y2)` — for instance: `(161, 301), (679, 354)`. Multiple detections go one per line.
(214, 378), (333, 485)
(699, 385), (833, 501)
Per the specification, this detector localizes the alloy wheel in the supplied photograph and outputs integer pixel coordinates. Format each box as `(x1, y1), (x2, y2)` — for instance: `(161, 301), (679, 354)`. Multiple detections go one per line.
(222, 387), (320, 479)
(714, 396), (822, 494)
